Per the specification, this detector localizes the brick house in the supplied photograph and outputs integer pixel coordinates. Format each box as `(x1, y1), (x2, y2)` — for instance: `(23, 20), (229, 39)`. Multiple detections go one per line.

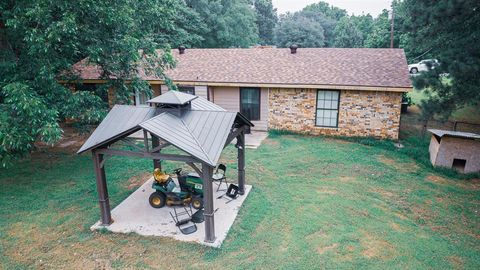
(70, 47), (411, 139)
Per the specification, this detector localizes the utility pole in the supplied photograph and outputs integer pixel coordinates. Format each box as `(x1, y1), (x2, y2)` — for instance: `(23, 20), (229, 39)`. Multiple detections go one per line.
(390, 6), (395, 48)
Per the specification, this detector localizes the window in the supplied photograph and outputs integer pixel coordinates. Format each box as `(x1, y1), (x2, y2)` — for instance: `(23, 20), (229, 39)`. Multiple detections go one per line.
(240, 87), (260, 121)
(316, 90), (340, 127)
(135, 90), (151, 106)
(178, 86), (195, 95)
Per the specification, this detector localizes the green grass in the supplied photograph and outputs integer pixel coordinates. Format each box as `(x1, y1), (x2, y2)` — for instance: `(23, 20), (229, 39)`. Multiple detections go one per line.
(408, 88), (480, 124)
(1, 135), (479, 269)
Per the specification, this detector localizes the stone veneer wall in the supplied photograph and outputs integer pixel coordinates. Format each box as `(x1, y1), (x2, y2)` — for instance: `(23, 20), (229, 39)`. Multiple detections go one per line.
(268, 88), (402, 139)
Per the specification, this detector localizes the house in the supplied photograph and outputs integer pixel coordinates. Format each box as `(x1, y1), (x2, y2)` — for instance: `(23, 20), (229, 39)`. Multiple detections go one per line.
(70, 46), (412, 139)
(428, 129), (480, 173)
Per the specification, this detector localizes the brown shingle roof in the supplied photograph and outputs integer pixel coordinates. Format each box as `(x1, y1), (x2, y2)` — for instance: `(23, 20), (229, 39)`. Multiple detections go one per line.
(71, 48), (412, 89)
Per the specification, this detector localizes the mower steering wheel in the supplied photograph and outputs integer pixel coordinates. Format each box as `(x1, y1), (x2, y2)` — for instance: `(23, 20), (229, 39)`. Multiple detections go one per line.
(172, 168), (182, 174)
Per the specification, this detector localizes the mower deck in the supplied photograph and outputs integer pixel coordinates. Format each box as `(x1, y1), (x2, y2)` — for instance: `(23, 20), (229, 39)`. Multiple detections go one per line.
(91, 177), (252, 248)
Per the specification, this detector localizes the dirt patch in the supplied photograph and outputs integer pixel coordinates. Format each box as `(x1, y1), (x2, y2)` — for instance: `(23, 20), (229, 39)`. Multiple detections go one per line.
(371, 188), (395, 199)
(447, 256), (464, 269)
(389, 221), (404, 232)
(339, 176), (356, 182)
(426, 175), (480, 190)
(316, 187), (338, 195)
(263, 139), (279, 146)
(426, 175), (450, 185)
(360, 231), (396, 259)
(377, 155), (419, 173)
(316, 243), (339, 255)
(124, 172), (151, 190)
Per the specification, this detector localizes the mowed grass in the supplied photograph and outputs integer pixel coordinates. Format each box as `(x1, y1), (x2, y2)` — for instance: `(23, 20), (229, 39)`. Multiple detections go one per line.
(408, 88), (480, 124)
(1, 134), (479, 269)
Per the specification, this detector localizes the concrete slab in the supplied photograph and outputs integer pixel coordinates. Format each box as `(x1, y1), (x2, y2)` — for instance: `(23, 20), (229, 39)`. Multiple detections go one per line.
(91, 177), (252, 248)
(231, 131), (268, 149)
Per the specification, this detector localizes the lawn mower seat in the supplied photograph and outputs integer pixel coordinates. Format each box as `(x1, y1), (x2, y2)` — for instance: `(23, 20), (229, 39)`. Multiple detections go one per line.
(153, 168), (169, 184)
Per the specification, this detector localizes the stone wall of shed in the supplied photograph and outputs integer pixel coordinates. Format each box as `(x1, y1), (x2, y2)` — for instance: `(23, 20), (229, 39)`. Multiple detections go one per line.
(268, 88), (402, 139)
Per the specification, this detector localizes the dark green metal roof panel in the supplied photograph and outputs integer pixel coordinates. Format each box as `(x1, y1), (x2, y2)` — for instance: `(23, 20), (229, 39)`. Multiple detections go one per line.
(77, 105), (156, 154)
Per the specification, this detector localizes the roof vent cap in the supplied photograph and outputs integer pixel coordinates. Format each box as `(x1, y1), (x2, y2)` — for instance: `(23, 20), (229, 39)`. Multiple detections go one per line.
(290, 44), (298, 54)
(178, 46), (186, 54)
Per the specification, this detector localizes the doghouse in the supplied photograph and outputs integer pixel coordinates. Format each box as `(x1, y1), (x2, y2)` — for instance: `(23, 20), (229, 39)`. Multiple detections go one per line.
(428, 129), (480, 173)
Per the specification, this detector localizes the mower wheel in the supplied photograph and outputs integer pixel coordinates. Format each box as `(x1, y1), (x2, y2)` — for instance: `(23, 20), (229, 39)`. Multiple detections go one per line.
(191, 196), (203, 210)
(149, 192), (166, 208)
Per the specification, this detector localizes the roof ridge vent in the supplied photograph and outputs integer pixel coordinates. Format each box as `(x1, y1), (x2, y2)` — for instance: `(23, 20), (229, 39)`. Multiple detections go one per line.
(178, 46), (186, 54)
(290, 44), (298, 54)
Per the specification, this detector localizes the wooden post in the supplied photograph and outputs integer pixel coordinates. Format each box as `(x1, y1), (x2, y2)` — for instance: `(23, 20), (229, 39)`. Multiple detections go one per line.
(92, 151), (112, 225)
(237, 131), (245, 195)
(202, 163), (215, 243)
(151, 135), (161, 170)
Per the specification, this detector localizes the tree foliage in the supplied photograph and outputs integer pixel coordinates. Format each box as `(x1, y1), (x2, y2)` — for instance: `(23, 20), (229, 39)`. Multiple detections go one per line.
(187, 0), (259, 48)
(274, 13), (325, 48)
(401, 0), (480, 120)
(333, 17), (363, 48)
(254, 0), (277, 45)
(0, 0), (191, 166)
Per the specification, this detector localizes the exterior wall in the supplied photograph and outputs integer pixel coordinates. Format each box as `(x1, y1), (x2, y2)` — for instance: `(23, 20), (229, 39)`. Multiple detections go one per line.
(268, 88), (402, 139)
(194, 85), (208, 99)
(212, 86), (269, 131)
(429, 135), (440, 165)
(157, 84), (208, 100)
(434, 137), (480, 173)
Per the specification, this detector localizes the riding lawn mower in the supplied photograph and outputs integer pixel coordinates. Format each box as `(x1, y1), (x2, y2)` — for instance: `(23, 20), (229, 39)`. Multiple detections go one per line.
(149, 168), (204, 210)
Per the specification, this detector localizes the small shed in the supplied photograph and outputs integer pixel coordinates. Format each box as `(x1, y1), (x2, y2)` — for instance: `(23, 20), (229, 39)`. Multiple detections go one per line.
(428, 129), (480, 173)
(78, 91), (253, 243)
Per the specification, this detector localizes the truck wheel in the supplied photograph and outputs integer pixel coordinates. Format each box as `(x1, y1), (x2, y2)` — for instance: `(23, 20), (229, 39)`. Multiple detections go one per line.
(410, 67), (418, 74)
(149, 192), (166, 208)
(191, 197), (203, 210)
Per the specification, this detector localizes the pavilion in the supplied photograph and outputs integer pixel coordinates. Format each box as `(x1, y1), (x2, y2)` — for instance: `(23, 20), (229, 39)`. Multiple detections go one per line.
(77, 91), (253, 243)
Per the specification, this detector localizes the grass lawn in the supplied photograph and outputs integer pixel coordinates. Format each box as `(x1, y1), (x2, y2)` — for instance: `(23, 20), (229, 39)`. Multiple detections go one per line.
(408, 88), (480, 124)
(1, 134), (479, 269)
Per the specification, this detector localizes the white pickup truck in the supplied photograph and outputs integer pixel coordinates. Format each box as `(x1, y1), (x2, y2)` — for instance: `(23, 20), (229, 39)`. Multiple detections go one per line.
(408, 59), (440, 74)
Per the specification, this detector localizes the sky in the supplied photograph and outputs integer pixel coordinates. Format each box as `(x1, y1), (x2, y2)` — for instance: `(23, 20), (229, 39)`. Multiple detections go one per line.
(272, 0), (392, 17)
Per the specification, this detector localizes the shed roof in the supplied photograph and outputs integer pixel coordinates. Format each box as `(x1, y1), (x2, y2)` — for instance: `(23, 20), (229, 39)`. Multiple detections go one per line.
(77, 92), (253, 166)
(71, 48), (412, 89)
(428, 129), (480, 140)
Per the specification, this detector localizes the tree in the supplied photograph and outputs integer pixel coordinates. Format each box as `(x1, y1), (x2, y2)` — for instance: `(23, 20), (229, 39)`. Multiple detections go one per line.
(187, 0), (259, 48)
(0, 0), (191, 166)
(364, 9), (392, 48)
(402, 0), (480, 120)
(350, 14), (374, 46)
(303, 1), (347, 21)
(333, 17), (363, 48)
(254, 0), (277, 45)
(302, 2), (347, 47)
(274, 13), (325, 48)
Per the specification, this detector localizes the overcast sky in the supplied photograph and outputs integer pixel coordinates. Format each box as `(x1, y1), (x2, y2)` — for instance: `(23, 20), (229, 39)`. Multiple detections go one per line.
(272, 0), (392, 17)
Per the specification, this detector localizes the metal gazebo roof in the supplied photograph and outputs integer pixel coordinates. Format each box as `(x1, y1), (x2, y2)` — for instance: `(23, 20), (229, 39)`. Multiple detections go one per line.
(78, 93), (253, 166)
(146, 90), (197, 105)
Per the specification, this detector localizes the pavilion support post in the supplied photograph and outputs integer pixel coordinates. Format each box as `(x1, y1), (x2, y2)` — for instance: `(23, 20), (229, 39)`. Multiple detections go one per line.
(92, 151), (112, 225)
(151, 135), (161, 170)
(237, 130), (245, 195)
(202, 163), (216, 243)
